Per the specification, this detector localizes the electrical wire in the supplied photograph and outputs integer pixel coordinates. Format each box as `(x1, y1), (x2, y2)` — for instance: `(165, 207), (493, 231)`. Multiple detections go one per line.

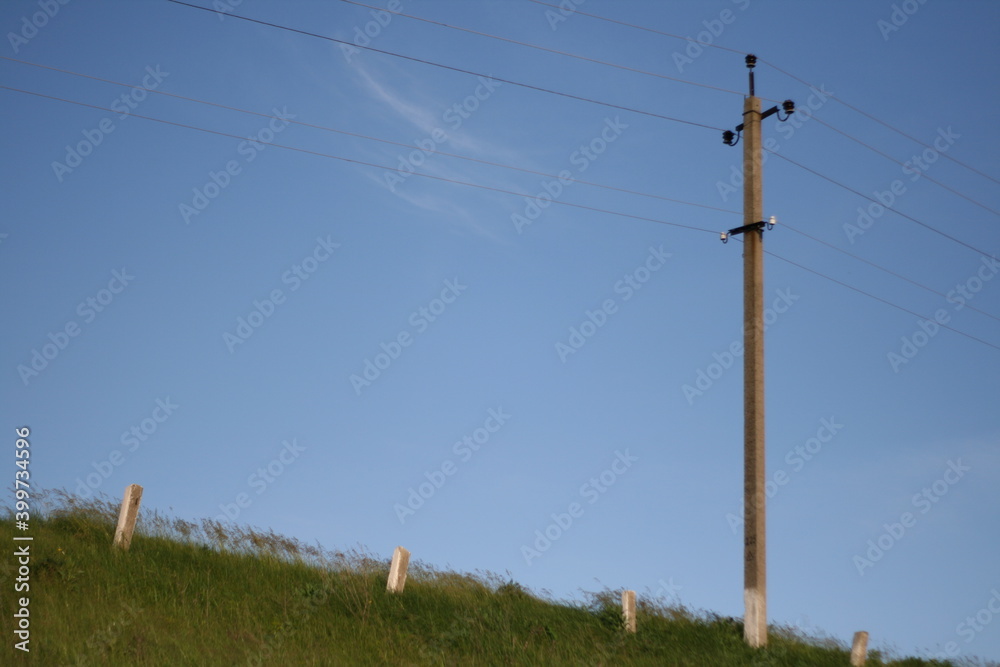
(765, 148), (993, 258)
(809, 115), (1000, 217)
(763, 247), (1000, 353)
(758, 58), (1000, 187)
(0, 84), (720, 236)
(781, 222), (1000, 322)
(383, 0), (1000, 219)
(169, 2), (999, 237)
(335, 0), (747, 99)
(14, 54), (992, 326)
(526, 0), (748, 56)
(6, 83), (997, 354)
(722, 231), (1000, 352)
(524, 1), (1000, 215)
(339, 0), (1000, 219)
(525, 0), (1000, 186)
(165, 0), (726, 132)
(0, 55), (738, 217)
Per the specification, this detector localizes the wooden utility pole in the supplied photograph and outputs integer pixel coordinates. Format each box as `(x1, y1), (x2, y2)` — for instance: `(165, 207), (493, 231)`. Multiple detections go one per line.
(720, 54), (795, 648)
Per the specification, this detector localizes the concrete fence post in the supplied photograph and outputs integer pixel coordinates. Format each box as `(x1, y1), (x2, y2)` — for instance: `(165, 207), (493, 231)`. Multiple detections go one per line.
(851, 630), (869, 666)
(113, 484), (143, 550)
(622, 590), (637, 633)
(387, 546), (410, 593)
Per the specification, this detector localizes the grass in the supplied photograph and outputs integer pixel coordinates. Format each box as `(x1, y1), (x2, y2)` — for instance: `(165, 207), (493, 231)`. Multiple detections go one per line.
(0, 488), (988, 666)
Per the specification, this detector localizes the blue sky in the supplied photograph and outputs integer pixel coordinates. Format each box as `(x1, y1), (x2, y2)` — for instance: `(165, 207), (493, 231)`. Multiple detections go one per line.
(3, 0), (999, 662)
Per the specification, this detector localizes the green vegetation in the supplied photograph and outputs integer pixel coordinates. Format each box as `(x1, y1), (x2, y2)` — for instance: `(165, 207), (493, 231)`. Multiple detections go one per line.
(0, 489), (980, 665)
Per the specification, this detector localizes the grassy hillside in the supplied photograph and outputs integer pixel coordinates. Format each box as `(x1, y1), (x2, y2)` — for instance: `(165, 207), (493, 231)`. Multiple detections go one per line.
(0, 489), (976, 666)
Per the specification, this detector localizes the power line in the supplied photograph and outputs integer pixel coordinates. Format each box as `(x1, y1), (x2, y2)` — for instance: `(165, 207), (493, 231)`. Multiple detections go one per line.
(781, 222), (1000, 323)
(335, 0), (747, 99)
(16, 55), (995, 327)
(166, 2), (998, 237)
(809, 115), (1000, 217)
(21, 57), (1000, 328)
(763, 247), (1000, 353)
(765, 148), (993, 258)
(758, 58), (1000, 187)
(355, 0), (997, 216)
(525, 0), (999, 186)
(0, 84), (720, 236)
(0, 55), (738, 217)
(526, 0), (747, 56)
(346, 0), (999, 219)
(18, 52), (993, 278)
(165, 0), (725, 132)
(7, 84), (997, 355)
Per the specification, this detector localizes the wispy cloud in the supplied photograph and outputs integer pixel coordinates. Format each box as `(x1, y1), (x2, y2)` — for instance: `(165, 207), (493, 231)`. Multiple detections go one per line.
(352, 58), (523, 159)
(353, 61), (443, 137)
(347, 59), (525, 242)
(357, 168), (509, 245)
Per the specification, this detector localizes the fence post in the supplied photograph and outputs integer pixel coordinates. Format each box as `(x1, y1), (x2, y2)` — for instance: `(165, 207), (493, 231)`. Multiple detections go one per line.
(387, 546), (410, 593)
(622, 590), (637, 633)
(851, 630), (869, 666)
(113, 484), (143, 550)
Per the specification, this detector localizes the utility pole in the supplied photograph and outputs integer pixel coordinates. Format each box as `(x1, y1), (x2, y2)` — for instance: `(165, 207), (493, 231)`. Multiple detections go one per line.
(720, 54), (794, 649)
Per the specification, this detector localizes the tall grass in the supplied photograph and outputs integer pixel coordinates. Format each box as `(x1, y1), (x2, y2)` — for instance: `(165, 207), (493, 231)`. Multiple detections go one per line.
(0, 489), (987, 666)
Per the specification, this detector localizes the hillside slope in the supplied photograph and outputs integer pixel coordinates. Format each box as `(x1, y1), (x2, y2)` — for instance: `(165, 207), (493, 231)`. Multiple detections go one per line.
(0, 490), (968, 666)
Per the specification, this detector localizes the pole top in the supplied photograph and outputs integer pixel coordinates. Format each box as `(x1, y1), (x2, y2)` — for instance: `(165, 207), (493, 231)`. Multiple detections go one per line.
(745, 54), (757, 96)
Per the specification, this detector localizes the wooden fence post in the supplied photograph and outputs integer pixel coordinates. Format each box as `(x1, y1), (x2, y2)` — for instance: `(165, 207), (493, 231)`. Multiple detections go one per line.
(386, 546), (410, 593)
(113, 484), (143, 550)
(850, 630), (869, 666)
(622, 590), (637, 633)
